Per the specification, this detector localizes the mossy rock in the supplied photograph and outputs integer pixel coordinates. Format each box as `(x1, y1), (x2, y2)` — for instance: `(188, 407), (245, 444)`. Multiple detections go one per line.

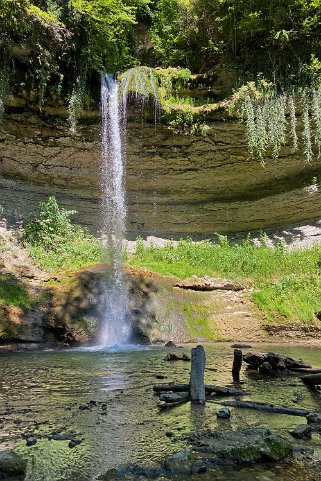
(188, 427), (293, 464)
(0, 450), (26, 476)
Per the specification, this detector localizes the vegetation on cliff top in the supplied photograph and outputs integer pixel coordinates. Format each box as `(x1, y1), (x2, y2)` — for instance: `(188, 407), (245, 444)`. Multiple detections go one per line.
(1, 0), (321, 104)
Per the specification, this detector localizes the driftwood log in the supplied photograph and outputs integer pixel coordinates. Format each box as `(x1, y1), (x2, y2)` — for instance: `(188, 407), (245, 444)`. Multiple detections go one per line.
(292, 368), (321, 375)
(219, 400), (313, 417)
(153, 383), (247, 396)
(301, 373), (321, 386)
(158, 399), (188, 410)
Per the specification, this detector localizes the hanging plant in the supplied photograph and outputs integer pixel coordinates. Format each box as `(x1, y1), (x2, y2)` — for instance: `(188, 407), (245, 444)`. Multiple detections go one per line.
(301, 90), (313, 164)
(311, 87), (321, 157)
(288, 94), (298, 152)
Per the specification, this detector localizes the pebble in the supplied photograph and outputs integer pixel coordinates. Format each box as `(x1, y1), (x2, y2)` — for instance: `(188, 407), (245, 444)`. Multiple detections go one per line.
(26, 437), (37, 447)
(68, 439), (82, 448)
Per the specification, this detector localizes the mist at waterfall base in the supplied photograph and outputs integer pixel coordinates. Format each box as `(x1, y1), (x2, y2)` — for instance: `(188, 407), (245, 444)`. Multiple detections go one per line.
(100, 73), (130, 347)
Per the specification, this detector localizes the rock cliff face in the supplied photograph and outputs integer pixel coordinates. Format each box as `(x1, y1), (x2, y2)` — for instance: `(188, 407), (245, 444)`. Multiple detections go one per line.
(0, 110), (321, 238)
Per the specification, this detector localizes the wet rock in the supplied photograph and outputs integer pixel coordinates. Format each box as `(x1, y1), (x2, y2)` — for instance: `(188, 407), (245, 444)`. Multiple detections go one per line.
(259, 362), (273, 375)
(165, 431), (173, 437)
(79, 404), (90, 411)
(165, 341), (176, 347)
(164, 353), (190, 361)
(290, 425), (313, 440)
(217, 407), (231, 419)
(244, 351), (311, 371)
(306, 412), (321, 424)
(0, 450), (26, 477)
(231, 343), (252, 349)
(164, 448), (192, 474)
(187, 427), (293, 463)
(175, 276), (244, 292)
(159, 392), (190, 403)
(26, 436), (37, 446)
(155, 374), (166, 379)
(68, 439), (82, 448)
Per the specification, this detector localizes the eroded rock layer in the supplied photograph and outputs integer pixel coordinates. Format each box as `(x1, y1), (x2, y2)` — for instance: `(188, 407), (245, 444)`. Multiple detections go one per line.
(1, 112), (321, 238)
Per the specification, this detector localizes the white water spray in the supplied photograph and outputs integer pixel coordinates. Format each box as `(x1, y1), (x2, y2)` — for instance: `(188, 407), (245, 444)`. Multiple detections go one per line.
(100, 73), (130, 346)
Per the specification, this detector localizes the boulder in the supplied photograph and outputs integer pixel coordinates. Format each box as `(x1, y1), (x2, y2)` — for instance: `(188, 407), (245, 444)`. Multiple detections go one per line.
(0, 450), (26, 477)
(187, 427), (293, 463)
(164, 448), (192, 474)
(290, 425), (313, 440)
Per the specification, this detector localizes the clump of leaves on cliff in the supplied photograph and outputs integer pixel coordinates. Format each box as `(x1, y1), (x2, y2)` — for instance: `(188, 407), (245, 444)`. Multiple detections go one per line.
(22, 197), (100, 271)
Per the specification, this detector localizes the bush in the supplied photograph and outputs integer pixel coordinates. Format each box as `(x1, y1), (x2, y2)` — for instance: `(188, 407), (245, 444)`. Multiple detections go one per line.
(22, 197), (101, 272)
(22, 196), (81, 249)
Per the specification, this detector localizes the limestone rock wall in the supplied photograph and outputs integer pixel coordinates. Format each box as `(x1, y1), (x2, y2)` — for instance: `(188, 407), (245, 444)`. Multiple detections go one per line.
(0, 112), (321, 238)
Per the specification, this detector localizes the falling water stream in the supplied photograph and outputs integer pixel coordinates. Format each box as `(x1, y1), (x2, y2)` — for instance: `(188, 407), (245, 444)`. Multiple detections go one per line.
(99, 69), (159, 347)
(100, 74), (130, 346)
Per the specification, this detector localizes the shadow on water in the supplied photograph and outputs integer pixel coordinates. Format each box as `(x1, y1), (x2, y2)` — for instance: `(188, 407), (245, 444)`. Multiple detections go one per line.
(0, 343), (321, 480)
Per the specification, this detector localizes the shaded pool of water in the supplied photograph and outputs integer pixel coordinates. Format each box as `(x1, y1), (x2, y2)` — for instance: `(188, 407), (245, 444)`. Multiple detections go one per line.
(1, 343), (321, 480)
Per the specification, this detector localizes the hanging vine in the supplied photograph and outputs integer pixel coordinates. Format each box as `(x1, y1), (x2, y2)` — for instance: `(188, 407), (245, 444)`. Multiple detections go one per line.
(68, 74), (86, 134)
(311, 87), (321, 157)
(301, 90), (313, 163)
(232, 81), (321, 163)
(288, 94), (298, 152)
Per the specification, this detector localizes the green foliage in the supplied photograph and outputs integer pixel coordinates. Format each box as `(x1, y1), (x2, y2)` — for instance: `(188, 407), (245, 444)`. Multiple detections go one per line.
(22, 196), (81, 249)
(27, 239), (100, 272)
(230, 80), (321, 163)
(0, 273), (36, 308)
(129, 237), (321, 325)
(150, 0), (321, 84)
(119, 66), (159, 100)
(22, 197), (100, 272)
(253, 274), (320, 324)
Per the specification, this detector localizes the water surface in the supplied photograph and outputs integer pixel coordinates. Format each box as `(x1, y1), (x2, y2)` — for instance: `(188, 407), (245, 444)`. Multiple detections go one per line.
(1, 343), (321, 480)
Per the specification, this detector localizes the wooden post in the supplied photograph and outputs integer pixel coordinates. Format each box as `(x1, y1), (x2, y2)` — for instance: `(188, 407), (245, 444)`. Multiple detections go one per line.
(232, 349), (243, 383)
(190, 345), (206, 404)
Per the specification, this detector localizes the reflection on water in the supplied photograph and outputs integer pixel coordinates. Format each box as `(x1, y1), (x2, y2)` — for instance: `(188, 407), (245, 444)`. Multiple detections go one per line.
(0, 343), (321, 480)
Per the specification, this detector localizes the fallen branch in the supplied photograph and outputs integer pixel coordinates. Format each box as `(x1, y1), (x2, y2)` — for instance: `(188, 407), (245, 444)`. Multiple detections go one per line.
(153, 383), (189, 392)
(205, 385), (247, 396)
(291, 368), (321, 375)
(301, 374), (321, 386)
(157, 399), (189, 410)
(218, 400), (311, 417)
(153, 383), (247, 396)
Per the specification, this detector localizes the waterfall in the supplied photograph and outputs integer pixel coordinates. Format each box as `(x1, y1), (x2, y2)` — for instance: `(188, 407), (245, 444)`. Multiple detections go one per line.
(100, 73), (130, 346)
